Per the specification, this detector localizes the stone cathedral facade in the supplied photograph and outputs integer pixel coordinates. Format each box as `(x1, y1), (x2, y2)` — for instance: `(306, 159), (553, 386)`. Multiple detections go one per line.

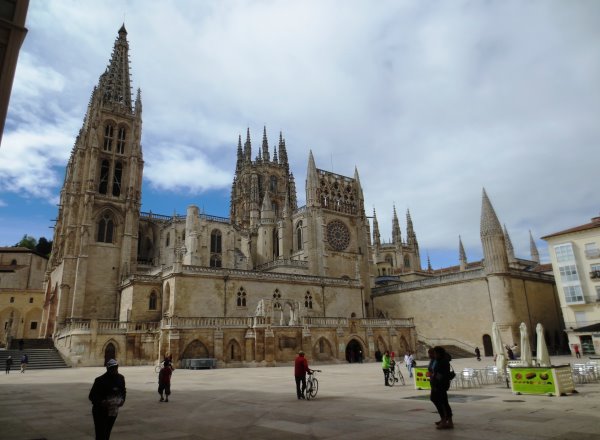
(40, 27), (415, 367)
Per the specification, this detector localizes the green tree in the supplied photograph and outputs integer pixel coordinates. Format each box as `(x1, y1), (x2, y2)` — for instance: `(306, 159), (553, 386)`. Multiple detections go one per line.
(15, 234), (37, 250)
(35, 237), (53, 256)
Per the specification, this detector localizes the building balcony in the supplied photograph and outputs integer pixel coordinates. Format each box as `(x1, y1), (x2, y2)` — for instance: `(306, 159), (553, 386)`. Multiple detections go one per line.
(590, 270), (600, 280)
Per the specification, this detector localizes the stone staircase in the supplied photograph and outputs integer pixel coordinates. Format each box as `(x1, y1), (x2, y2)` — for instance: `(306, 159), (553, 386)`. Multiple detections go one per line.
(440, 345), (475, 360)
(1, 340), (69, 370)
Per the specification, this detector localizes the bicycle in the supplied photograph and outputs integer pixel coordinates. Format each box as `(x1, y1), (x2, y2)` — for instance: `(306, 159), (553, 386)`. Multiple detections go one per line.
(388, 362), (405, 386)
(305, 369), (321, 400)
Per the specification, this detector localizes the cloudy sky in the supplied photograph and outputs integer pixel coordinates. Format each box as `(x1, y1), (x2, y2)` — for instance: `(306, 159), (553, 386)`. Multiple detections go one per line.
(1, 0), (598, 267)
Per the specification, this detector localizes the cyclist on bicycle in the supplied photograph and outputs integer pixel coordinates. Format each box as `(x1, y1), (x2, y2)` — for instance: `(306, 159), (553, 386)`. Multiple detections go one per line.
(382, 350), (391, 386)
(294, 351), (313, 400)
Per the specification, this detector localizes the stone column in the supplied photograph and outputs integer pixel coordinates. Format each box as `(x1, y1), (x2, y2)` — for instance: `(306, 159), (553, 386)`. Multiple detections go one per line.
(367, 327), (374, 359)
(264, 327), (275, 363)
(245, 329), (255, 362)
(336, 327), (346, 361)
(214, 330), (224, 361)
(302, 326), (312, 355)
(254, 328), (264, 362)
(168, 331), (180, 366)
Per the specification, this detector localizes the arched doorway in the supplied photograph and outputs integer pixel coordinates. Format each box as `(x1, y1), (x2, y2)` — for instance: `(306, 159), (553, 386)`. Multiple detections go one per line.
(226, 339), (242, 362)
(104, 342), (116, 366)
(182, 340), (209, 359)
(482, 334), (493, 357)
(345, 339), (363, 363)
(314, 337), (334, 361)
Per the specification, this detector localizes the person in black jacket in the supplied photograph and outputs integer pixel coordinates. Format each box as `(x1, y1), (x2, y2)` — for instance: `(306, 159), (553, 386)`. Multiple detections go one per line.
(430, 346), (453, 430)
(89, 359), (126, 440)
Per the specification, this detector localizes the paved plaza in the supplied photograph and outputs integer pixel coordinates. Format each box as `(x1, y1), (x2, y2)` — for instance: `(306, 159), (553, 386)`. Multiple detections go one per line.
(1, 356), (599, 440)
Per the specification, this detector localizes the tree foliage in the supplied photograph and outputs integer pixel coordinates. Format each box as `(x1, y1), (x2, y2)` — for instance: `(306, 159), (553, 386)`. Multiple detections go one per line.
(14, 235), (53, 256)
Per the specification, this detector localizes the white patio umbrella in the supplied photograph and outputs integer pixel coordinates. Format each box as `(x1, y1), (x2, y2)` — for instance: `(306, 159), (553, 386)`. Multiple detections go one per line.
(519, 322), (533, 367)
(492, 322), (507, 373)
(536, 323), (551, 367)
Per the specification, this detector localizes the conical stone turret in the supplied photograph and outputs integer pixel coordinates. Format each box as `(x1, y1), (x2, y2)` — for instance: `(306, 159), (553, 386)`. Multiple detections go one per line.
(480, 189), (509, 274)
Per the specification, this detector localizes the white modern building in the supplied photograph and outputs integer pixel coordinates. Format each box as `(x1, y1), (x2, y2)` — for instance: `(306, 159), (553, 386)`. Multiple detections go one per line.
(543, 216), (600, 356)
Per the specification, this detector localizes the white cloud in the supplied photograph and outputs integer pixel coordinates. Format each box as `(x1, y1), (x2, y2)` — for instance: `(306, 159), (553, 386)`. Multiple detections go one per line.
(2, 0), (599, 265)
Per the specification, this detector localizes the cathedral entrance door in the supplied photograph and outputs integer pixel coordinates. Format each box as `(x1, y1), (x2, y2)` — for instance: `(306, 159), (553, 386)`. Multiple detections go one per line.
(104, 342), (116, 366)
(345, 339), (363, 363)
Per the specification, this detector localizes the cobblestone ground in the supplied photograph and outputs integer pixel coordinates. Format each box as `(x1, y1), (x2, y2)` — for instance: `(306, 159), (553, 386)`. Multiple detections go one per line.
(0, 355), (599, 439)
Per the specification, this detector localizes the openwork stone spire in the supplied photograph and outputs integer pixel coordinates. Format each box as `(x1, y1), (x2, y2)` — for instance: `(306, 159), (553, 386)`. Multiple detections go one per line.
(503, 224), (516, 262)
(98, 24), (133, 112)
(262, 126), (270, 162)
(372, 208), (381, 248)
(480, 188), (503, 238)
(392, 205), (402, 244)
(459, 235), (467, 265)
(529, 230), (540, 263)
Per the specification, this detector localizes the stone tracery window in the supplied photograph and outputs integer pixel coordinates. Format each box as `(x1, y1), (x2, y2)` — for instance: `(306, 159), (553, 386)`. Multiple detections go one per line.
(237, 288), (247, 307)
(112, 161), (123, 197)
(210, 229), (222, 268)
(273, 289), (282, 309)
(116, 127), (126, 154)
(103, 124), (114, 151)
(326, 220), (350, 251)
(149, 291), (157, 310)
(296, 221), (303, 251)
(97, 212), (114, 243)
(99, 160), (110, 194)
(304, 292), (313, 309)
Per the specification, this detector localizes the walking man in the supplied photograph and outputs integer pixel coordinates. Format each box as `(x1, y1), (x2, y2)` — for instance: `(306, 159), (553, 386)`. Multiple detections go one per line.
(89, 359), (126, 440)
(5, 355), (12, 374)
(294, 351), (312, 399)
(158, 360), (173, 402)
(475, 347), (481, 361)
(574, 345), (581, 359)
(20, 353), (28, 373)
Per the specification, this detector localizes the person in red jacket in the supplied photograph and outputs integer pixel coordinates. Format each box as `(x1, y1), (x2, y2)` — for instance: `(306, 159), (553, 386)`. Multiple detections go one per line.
(294, 351), (313, 400)
(158, 360), (173, 402)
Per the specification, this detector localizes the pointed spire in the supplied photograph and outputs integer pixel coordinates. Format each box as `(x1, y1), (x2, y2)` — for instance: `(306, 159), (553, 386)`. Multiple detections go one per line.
(279, 132), (289, 172)
(406, 209), (417, 245)
(392, 205), (402, 244)
(372, 208), (381, 248)
(273, 144), (278, 163)
(99, 25), (133, 111)
(236, 135), (243, 170)
(427, 253), (433, 272)
(282, 191), (290, 218)
(503, 224), (515, 262)
(529, 230), (540, 263)
(134, 88), (142, 116)
(480, 188), (509, 274)
(306, 150), (320, 207)
(459, 235), (467, 270)
(262, 126), (270, 162)
(261, 190), (274, 220)
(480, 188), (503, 238)
(244, 128), (252, 162)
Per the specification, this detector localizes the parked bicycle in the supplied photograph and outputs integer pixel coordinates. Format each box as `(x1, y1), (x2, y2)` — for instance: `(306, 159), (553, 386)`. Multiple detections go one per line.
(388, 362), (405, 386)
(305, 369), (322, 400)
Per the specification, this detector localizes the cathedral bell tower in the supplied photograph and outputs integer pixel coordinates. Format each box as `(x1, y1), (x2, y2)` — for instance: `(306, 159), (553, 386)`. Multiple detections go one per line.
(42, 25), (143, 334)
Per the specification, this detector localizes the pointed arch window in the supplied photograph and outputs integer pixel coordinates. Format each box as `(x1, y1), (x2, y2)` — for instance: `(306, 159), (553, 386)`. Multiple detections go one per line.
(273, 289), (282, 309)
(210, 229), (222, 268)
(112, 161), (123, 197)
(103, 124), (114, 151)
(99, 160), (110, 194)
(149, 291), (158, 310)
(237, 288), (247, 307)
(296, 221), (303, 251)
(304, 292), (313, 309)
(272, 229), (279, 259)
(97, 212), (115, 243)
(166, 232), (170, 247)
(116, 127), (126, 154)
(404, 255), (410, 268)
(270, 176), (278, 192)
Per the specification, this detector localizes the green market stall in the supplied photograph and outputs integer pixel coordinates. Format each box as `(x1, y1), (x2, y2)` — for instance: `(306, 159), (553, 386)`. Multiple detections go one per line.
(509, 365), (576, 396)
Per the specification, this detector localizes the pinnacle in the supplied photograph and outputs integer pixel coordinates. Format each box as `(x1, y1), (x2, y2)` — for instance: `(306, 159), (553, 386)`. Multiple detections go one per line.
(459, 235), (467, 262)
(480, 188), (503, 237)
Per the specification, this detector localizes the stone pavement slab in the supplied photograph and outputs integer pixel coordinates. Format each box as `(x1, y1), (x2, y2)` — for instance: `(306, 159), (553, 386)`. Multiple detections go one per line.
(0, 355), (599, 439)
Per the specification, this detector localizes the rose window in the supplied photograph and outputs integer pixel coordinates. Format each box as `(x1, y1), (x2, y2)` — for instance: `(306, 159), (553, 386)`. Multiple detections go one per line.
(327, 220), (350, 251)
